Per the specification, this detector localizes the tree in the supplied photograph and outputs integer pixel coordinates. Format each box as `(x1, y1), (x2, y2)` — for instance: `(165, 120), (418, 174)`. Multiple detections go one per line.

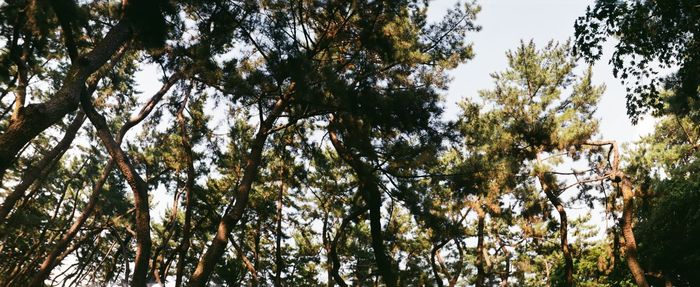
(574, 0), (700, 121)
(626, 112), (700, 287)
(472, 40), (604, 287)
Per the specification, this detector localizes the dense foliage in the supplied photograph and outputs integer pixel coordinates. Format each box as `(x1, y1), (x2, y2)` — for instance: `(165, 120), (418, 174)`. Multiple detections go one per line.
(0, 0), (698, 286)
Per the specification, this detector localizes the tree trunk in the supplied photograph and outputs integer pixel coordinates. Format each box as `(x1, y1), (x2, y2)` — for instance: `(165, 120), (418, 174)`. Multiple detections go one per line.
(327, 127), (397, 287)
(29, 159), (113, 287)
(449, 240), (464, 287)
(27, 73), (178, 286)
(430, 242), (446, 287)
(367, 192), (396, 287)
(81, 91), (151, 287)
(187, 93), (290, 287)
(175, 91), (196, 287)
(475, 208), (486, 287)
(274, 176), (286, 287)
(587, 140), (650, 287)
(542, 187), (574, 287)
(535, 152), (574, 287)
(330, 205), (368, 287)
(230, 237), (259, 283)
(620, 177), (650, 287)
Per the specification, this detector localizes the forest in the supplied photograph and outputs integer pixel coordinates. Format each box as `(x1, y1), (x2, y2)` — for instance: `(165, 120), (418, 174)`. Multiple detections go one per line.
(0, 0), (698, 286)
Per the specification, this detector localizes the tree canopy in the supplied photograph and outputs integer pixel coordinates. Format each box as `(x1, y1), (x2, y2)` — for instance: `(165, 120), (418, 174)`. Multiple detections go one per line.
(0, 0), (698, 286)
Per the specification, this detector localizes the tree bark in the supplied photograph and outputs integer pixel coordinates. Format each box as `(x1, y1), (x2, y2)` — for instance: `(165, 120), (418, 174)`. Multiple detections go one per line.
(541, 186), (574, 287)
(175, 90), (196, 287)
(330, 205), (368, 287)
(27, 72), (179, 286)
(230, 236), (258, 283)
(536, 151), (573, 287)
(430, 242), (447, 287)
(81, 89), (151, 287)
(586, 140), (650, 287)
(187, 93), (290, 287)
(620, 177), (650, 287)
(28, 158), (113, 287)
(0, 19), (132, 178)
(434, 240), (463, 287)
(274, 175), (286, 287)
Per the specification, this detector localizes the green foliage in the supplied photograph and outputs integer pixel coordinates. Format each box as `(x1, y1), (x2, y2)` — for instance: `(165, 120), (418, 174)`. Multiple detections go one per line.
(574, 0), (700, 121)
(1, 1), (698, 286)
(637, 175), (700, 287)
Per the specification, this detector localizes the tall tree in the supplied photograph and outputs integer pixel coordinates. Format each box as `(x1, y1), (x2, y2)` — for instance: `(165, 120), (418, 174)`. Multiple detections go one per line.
(472, 40), (603, 287)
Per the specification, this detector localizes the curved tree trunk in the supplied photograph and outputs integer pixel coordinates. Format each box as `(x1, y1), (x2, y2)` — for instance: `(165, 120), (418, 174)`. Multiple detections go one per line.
(187, 93), (290, 287)
(81, 89), (151, 287)
(175, 91), (196, 287)
(542, 187), (574, 287)
(28, 72), (180, 287)
(620, 177), (650, 287)
(586, 140), (650, 287)
(229, 237), (258, 283)
(28, 158), (113, 287)
(330, 205), (368, 287)
(535, 149), (573, 287)
(430, 241), (447, 287)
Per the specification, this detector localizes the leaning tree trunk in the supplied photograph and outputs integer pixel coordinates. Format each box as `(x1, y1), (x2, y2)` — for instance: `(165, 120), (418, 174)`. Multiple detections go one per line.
(28, 73), (179, 287)
(542, 187), (574, 287)
(430, 239), (450, 287)
(187, 93), (290, 287)
(0, 112), (85, 222)
(330, 205), (368, 287)
(587, 140), (650, 287)
(81, 89), (151, 287)
(536, 163), (574, 287)
(175, 91), (196, 287)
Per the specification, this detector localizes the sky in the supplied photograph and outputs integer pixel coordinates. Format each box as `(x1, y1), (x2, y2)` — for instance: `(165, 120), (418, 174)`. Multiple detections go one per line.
(427, 0), (656, 144)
